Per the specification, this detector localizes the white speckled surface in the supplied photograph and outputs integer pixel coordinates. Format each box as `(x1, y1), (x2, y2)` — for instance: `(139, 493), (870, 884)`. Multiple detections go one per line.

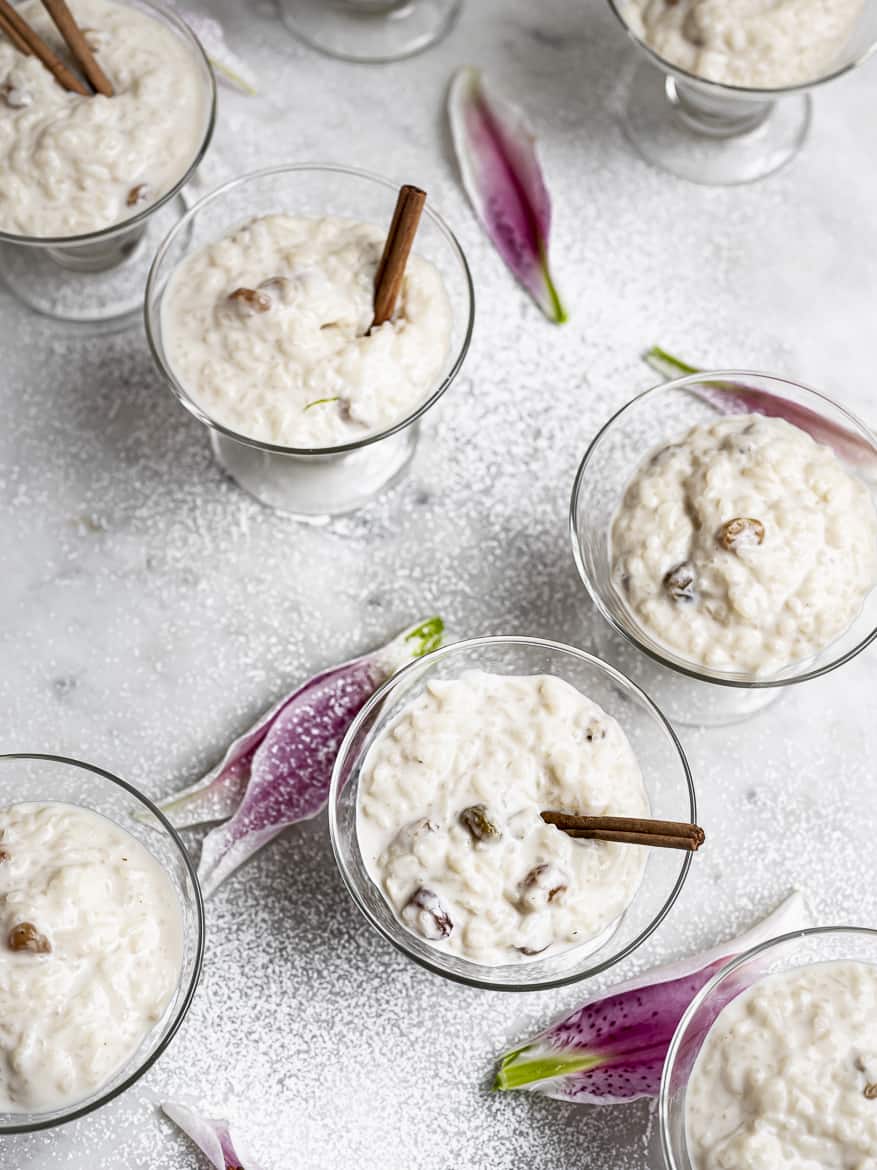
(2, 1), (876, 1166)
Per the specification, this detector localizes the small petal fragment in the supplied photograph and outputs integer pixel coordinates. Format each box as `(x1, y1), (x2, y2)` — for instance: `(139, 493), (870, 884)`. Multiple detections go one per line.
(170, 7), (258, 93)
(449, 66), (566, 324)
(644, 346), (877, 473)
(186, 618), (444, 897)
(162, 1101), (258, 1170)
(495, 891), (809, 1103)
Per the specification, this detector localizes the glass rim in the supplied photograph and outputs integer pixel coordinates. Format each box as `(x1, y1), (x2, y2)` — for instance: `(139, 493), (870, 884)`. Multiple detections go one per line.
(658, 923), (877, 1170)
(144, 161), (476, 458)
(328, 634), (696, 992)
(0, 0), (218, 250)
(569, 369), (877, 689)
(604, 0), (877, 97)
(0, 751), (206, 1136)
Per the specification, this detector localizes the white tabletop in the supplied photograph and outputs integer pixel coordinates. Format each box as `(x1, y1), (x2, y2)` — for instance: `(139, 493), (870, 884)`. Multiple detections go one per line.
(2, 1), (877, 1166)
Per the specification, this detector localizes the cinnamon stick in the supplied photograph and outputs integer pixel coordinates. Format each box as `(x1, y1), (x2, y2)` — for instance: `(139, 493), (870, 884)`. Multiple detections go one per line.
(0, 0), (90, 94)
(0, 7), (31, 55)
(41, 0), (113, 95)
(542, 812), (705, 852)
(372, 183), (426, 329)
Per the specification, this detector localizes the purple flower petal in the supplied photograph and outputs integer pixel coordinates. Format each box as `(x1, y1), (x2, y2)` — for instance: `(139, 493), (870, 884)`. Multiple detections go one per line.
(645, 346), (877, 473)
(162, 1101), (258, 1169)
(495, 891), (809, 1103)
(179, 618), (444, 897)
(449, 66), (566, 324)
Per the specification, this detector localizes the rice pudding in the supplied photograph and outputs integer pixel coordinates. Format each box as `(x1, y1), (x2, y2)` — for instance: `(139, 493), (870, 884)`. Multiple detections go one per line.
(0, 801), (182, 1113)
(620, 0), (863, 88)
(687, 961), (877, 1170)
(610, 414), (877, 675)
(160, 213), (452, 449)
(356, 672), (649, 966)
(0, 0), (210, 238)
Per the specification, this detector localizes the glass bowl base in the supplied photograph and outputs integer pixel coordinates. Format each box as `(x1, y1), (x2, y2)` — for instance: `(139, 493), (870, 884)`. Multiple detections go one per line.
(279, 0), (460, 63)
(0, 194), (192, 330)
(209, 424), (420, 522)
(588, 620), (785, 727)
(620, 59), (812, 186)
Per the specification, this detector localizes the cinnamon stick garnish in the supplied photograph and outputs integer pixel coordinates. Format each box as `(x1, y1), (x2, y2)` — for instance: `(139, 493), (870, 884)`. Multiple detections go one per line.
(0, 0), (90, 94)
(41, 0), (113, 95)
(372, 184), (426, 329)
(0, 7), (31, 55)
(542, 812), (705, 852)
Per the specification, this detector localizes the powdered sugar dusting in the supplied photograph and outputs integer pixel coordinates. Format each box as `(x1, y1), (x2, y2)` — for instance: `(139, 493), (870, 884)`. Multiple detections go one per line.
(2, 0), (877, 1166)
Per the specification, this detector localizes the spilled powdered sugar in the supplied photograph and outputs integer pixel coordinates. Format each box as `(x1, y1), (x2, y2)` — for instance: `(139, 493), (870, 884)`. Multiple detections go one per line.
(1, 0), (877, 1166)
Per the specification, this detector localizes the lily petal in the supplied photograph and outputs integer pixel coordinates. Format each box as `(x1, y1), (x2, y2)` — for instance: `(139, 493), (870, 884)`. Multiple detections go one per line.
(644, 346), (877, 473)
(162, 1101), (258, 1170)
(449, 66), (566, 324)
(495, 891), (809, 1103)
(186, 618), (444, 898)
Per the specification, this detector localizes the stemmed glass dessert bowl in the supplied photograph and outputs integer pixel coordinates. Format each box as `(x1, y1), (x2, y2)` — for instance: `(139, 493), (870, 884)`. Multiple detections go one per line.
(145, 163), (474, 522)
(329, 635), (696, 992)
(604, 0), (877, 185)
(570, 371), (877, 726)
(0, 0), (216, 328)
(0, 753), (204, 1135)
(278, 0), (462, 64)
(659, 926), (877, 1170)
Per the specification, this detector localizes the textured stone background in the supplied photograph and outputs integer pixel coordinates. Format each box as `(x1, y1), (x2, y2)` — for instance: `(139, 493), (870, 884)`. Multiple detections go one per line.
(2, 1), (876, 1165)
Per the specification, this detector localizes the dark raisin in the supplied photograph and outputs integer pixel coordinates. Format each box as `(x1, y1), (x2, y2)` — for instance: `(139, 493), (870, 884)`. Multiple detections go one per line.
(1, 83), (32, 109)
(8, 922), (51, 954)
(518, 864), (568, 911)
(717, 517), (765, 551)
(227, 287), (272, 316)
(401, 888), (453, 940)
(126, 183), (150, 207)
(459, 804), (500, 842)
(664, 561), (696, 602)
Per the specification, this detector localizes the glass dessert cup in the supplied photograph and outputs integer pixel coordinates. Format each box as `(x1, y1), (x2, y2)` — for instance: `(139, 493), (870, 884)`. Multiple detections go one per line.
(145, 163), (474, 522)
(0, 753), (204, 1135)
(329, 635), (695, 992)
(660, 926), (877, 1170)
(278, 0), (461, 64)
(570, 372), (877, 728)
(0, 0), (216, 329)
(605, 0), (877, 185)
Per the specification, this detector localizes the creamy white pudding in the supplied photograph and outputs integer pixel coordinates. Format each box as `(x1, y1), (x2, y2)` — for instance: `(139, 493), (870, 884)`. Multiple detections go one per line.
(0, 0), (210, 238)
(160, 213), (452, 449)
(0, 801), (182, 1114)
(686, 961), (877, 1170)
(610, 414), (877, 675)
(357, 672), (649, 966)
(620, 0), (863, 88)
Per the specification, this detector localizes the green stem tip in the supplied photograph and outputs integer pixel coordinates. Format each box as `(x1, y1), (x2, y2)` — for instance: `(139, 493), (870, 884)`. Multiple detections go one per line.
(494, 1047), (603, 1092)
(643, 346), (701, 379)
(405, 617), (444, 658)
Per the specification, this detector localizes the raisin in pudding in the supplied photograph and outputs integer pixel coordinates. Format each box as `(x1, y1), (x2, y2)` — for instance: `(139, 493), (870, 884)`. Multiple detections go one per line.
(0, 0), (210, 238)
(610, 415), (877, 675)
(619, 0), (863, 89)
(0, 802), (182, 1113)
(159, 214), (452, 449)
(356, 672), (649, 966)
(686, 961), (877, 1170)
